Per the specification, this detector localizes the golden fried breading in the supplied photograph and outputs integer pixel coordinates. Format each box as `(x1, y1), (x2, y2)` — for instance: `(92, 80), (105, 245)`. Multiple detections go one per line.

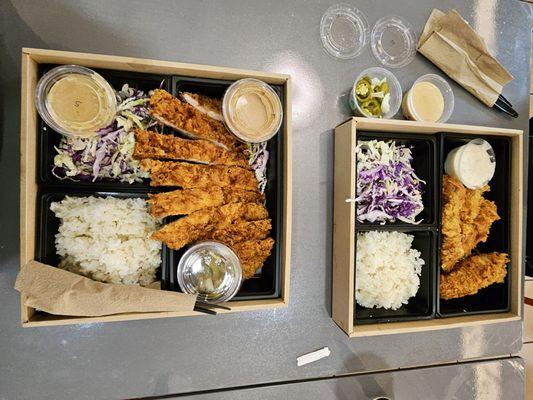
(152, 203), (268, 250)
(147, 186), (264, 218)
(140, 159), (258, 190)
(440, 253), (508, 300)
(207, 220), (272, 245)
(231, 238), (275, 279)
(462, 199), (499, 254)
(440, 176), (500, 271)
(149, 89), (238, 150)
(133, 130), (247, 167)
(440, 176), (465, 271)
(180, 92), (223, 121)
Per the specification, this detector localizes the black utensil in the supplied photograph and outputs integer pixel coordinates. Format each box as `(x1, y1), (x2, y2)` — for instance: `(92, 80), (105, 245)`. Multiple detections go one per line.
(494, 97), (518, 118)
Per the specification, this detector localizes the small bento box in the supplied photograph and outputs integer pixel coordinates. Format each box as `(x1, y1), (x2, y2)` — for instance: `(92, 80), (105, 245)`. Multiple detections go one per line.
(20, 48), (292, 327)
(333, 117), (523, 337)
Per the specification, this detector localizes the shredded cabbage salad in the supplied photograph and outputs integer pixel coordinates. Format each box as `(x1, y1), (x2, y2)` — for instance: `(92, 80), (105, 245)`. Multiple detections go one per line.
(245, 142), (269, 193)
(355, 140), (424, 224)
(52, 84), (157, 183)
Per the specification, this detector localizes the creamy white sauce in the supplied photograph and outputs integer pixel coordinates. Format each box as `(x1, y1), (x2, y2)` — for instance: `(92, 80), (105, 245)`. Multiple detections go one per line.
(444, 140), (496, 189)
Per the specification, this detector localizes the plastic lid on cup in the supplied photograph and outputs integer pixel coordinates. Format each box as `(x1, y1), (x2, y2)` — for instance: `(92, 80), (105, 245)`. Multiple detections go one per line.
(371, 16), (417, 68)
(35, 65), (117, 138)
(177, 241), (242, 304)
(320, 4), (369, 59)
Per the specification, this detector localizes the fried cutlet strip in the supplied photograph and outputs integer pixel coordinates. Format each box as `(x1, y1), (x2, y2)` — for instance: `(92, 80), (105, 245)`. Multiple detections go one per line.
(440, 176), (500, 271)
(180, 92), (223, 121)
(149, 89), (238, 150)
(206, 220), (272, 245)
(231, 238), (275, 279)
(151, 203), (268, 250)
(462, 199), (499, 254)
(440, 253), (508, 300)
(147, 186), (264, 218)
(440, 175), (465, 271)
(140, 159), (258, 190)
(133, 129), (247, 167)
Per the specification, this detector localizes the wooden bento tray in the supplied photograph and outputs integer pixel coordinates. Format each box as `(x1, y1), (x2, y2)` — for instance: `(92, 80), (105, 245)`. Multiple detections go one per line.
(333, 118), (523, 337)
(19, 48), (292, 327)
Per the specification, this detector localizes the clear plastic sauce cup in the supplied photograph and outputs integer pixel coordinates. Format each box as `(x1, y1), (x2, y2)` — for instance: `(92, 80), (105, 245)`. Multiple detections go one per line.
(444, 139), (496, 189)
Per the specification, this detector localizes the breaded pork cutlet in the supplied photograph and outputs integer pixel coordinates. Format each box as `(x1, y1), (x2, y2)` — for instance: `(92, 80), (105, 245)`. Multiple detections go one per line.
(140, 159), (258, 190)
(232, 238), (276, 279)
(440, 252), (508, 300)
(151, 202), (269, 250)
(207, 220), (272, 246)
(133, 130), (247, 167)
(147, 186), (263, 218)
(149, 89), (238, 150)
(180, 92), (223, 121)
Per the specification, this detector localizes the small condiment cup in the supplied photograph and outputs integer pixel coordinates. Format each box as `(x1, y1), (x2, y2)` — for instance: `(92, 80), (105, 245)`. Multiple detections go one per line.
(402, 74), (454, 123)
(222, 78), (282, 143)
(444, 139), (496, 189)
(35, 65), (116, 137)
(349, 67), (402, 119)
(177, 241), (242, 304)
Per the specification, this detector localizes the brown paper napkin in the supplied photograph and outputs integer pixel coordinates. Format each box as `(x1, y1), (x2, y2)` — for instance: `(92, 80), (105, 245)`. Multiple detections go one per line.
(417, 9), (513, 107)
(15, 261), (197, 317)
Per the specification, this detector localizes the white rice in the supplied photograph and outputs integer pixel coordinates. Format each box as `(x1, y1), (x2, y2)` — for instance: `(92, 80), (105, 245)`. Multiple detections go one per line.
(356, 231), (424, 310)
(50, 196), (162, 286)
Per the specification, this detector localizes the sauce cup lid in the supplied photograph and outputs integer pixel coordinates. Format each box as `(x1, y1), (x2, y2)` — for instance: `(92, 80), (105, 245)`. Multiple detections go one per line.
(222, 78), (282, 143)
(177, 241), (242, 304)
(320, 4), (369, 59)
(35, 65), (117, 138)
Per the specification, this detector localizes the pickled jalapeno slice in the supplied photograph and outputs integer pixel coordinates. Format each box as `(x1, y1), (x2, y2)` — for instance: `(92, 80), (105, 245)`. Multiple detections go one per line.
(355, 77), (372, 101)
(360, 99), (381, 117)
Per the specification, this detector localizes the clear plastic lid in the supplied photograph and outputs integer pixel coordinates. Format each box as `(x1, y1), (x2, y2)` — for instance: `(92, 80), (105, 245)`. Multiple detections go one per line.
(320, 4), (369, 59)
(222, 78), (282, 143)
(177, 241), (242, 304)
(444, 139), (496, 189)
(371, 16), (417, 68)
(35, 65), (117, 138)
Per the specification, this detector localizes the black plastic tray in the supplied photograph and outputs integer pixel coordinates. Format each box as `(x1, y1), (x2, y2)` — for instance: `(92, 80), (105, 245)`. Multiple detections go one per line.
(34, 67), (284, 301)
(354, 228), (436, 324)
(35, 189), (168, 287)
(166, 76), (285, 299)
(436, 133), (511, 317)
(355, 131), (437, 228)
(37, 64), (171, 190)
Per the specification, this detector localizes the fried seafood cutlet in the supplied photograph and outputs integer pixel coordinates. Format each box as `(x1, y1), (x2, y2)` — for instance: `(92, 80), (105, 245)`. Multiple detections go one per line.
(133, 129), (247, 167)
(439, 252), (508, 300)
(147, 186), (264, 218)
(151, 202), (269, 250)
(440, 176), (500, 271)
(149, 89), (238, 150)
(180, 92), (223, 121)
(140, 159), (258, 190)
(231, 238), (275, 279)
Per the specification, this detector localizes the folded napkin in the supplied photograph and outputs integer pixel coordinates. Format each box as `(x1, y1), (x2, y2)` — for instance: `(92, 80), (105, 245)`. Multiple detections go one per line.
(417, 9), (513, 107)
(15, 260), (197, 317)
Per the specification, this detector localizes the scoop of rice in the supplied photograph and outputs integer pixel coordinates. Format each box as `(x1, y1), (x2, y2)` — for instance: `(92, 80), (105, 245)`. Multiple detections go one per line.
(50, 196), (162, 286)
(356, 231), (424, 310)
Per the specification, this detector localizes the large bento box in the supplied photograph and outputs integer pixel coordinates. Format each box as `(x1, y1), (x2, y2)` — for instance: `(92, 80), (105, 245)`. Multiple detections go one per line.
(19, 48), (292, 327)
(333, 117), (523, 337)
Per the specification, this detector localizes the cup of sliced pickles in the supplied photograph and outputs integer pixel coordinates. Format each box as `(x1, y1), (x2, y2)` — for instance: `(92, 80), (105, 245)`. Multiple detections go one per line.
(349, 67), (401, 119)
(177, 241), (243, 304)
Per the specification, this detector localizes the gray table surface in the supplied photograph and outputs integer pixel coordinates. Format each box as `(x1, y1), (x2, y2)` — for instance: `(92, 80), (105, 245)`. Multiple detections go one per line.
(183, 358), (525, 400)
(0, 0), (531, 399)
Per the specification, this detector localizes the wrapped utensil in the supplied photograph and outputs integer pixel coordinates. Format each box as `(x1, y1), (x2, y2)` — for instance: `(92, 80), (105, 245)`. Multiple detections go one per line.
(417, 9), (517, 117)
